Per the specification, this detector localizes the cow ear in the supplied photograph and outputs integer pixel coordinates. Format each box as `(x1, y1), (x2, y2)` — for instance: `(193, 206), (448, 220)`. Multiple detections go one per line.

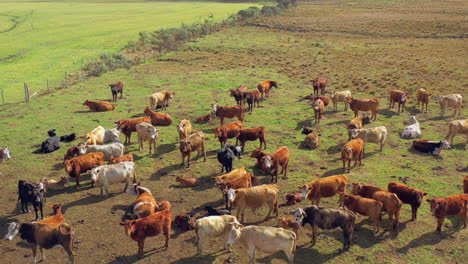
(423, 192), (427, 196)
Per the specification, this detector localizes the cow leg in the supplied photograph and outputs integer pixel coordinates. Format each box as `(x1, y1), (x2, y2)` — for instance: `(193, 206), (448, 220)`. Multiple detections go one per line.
(436, 217), (445, 232)
(186, 153), (191, 168)
(123, 181), (129, 193)
(240, 207), (246, 222)
(411, 205), (417, 221)
(33, 204), (39, 221)
(100, 187), (104, 196)
(220, 117), (224, 126)
(32, 245), (38, 264)
(40, 247), (45, 261)
(153, 140), (157, 155)
(137, 239), (145, 258)
(164, 226), (170, 249)
(311, 224), (318, 246)
(348, 160), (351, 173)
(248, 246), (256, 264)
(282, 162), (289, 180)
(265, 204), (273, 220)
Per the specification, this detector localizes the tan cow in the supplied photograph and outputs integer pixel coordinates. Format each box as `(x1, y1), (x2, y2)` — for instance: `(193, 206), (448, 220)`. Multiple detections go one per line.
(227, 225), (296, 264)
(226, 184), (279, 222)
(214, 167), (247, 184)
(434, 94), (463, 116)
(341, 138), (364, 172)
(339, 192), (383, 234)
(416, 88), (431, 112)
(84, 126), (105, 145)
(179, 131), (206, 168)
(136, 122), (158, 155)
(177, 119), (192, 140)
(349, 126), (387, 151)
(149, 91), (175, 110)
(331, 90), (352, 112)
(445, 119), (468, 145)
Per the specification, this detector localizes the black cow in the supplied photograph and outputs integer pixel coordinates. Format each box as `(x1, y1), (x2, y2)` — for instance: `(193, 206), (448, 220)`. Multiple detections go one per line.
(301, 126), (315, 135)
(412, 139), (450, 155)
(216, 143), (242, 173)
(295, 205), (355, 251)
(41, 136), (60, 153)
(18, 180), (44, 221)
(203, 206), (231, 216)
(60, 133), (76, 142)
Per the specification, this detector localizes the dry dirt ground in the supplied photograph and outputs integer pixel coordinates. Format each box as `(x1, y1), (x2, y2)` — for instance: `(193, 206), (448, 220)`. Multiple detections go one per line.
(0, 0), (467, 263)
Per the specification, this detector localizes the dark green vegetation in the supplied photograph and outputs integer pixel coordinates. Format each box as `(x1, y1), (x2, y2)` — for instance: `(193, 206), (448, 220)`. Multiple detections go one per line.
(0, 0), (466, 263)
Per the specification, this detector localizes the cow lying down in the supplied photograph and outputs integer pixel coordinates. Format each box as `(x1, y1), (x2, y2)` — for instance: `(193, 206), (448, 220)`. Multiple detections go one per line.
(412, 139), (450, 155)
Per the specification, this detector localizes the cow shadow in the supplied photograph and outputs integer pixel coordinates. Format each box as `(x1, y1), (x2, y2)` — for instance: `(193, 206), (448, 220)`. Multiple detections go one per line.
(130, 113), (146, 118)
(256, 251), (294, 263)
(61, 192), (115, 214)
(380, 108), (399, 118)
(426, 115), (447, 121)
(157, 142), (177, 156)
(296, 119), (314, 130)
(73, 110), (93, 114)
(407, 147), (444, 160)
(326, 119), (348, 126)
(151, 164), (181, 181)
(131, 153), (144, 162)
(321, 168), (345, 177)
(326, 145), (341, 155)
(397, 228), (458, 254)
(405, 105), (423, 115)
(107, 247), (167, 264)
(172, 255), (217, 264)
(111, 204), (133, 221)
(294, 246), (340, 264)
(51, 162), (64, 171)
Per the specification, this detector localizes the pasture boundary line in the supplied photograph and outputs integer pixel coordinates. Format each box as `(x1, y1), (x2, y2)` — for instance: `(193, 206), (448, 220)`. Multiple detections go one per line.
(0, 13), (26, 34)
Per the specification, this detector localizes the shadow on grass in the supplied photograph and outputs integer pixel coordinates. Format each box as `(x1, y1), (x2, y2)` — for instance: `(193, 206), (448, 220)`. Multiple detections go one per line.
(172, 254), (217, 264)
(151, 164), (181, 181)
(111, 204), (133, 222)
(61, 192), (115, 214)
(380, 108), (399, 118)
(397, 228), (459, 254)
(158, 142), (177, 156)
(407, 147), (444, 160)
(326, 145), (341, 155)
(51, 162), (64, 171)
(296, 119), (314, 130)
(294, 246), (340, 264)
(108, 246), (168, 264)
(321, 168), (345, 177)
(326, 119), (348, 126)
(130, 113), (146, 118)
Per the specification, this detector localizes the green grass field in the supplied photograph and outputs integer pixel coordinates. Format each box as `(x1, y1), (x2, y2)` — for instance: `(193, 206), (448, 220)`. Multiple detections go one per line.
(0, 0), (258, 102)
(0, 0), (466, 263)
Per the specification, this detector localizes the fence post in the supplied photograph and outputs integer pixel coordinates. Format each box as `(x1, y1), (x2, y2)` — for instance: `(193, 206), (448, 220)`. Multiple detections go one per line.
(24, 82), (30, 102)
(64, 72), (68, 88)
(46, 79), (49, 92)
(1, 89), (5, 108)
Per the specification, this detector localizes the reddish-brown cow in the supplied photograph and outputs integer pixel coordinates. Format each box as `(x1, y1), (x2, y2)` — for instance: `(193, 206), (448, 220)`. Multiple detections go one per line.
(174, 213), (195, 231)
(236, 126), (266, 152)
(312, 98), (324, 124)
(213, 121), (243, 148)
(416, 88), (431, 112)
(427, 194), (467, 232)
(83, 100), (115, 112)
(144, 106), (172, 126)
(120, 201), (172, 258)
(464, 176), (468, 194)
(388, 182), (427, 221)
(63, 152), (104, 188)
(346, 97), (379, 121)
(115, 116), (152, 144)
(246, 90), (261, 112)
(211, 104), (243, 125)
(264, 146), (290, 183)
(257, 80), (278, 99)
(108, 153), (134, 164)
(312, 78), (327, 96)
(389, 89), (407, 113)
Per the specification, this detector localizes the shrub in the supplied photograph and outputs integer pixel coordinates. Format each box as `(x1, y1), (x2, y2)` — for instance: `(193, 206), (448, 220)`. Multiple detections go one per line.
(237, 6), (261, 20)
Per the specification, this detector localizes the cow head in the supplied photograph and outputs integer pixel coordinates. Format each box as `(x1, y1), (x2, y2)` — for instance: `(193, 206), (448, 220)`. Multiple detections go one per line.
(433, 96), (442, 103)
(1, 147), (11, 161)
(264, 156), (272, 169)
(440, 140), (451, 150)
(271, 81), (278, 88)
(226, 188), (237, 204)
(362, 114), (372, 125)
(351, 183), (362, 195)
(76, 144), (86, 155)
(403, 116), (418, 126)
(143, 107), (152, 115)
(230, 145), (242, 159)
(179, 140), (192, 153)
(47, 129), (56, 137)
(4, 222), (20, 241)
(294, 208), (307, 226)
(427, 198), (446, 216)
(226, 220), (244, 247)
(301, 126), (314, 135)
(399, 93), (407, 104)
(119, 220), (137, 236)
(211, 104), (218, 113)
(298, 184), (310, 199)
(341, 146), (353, 161)
(89, 167), (100, 185)
(345, 96), (354, 104)
(63, 160), (73, 173)
(250, 148), (263, 158)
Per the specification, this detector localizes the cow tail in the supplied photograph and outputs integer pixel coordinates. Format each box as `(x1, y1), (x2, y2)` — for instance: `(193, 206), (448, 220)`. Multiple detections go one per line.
(194, 223), (199, 245)
(132, 170), (137, 184)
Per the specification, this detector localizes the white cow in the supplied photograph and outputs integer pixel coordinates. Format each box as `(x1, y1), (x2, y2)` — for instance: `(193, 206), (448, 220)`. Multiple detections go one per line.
(401, 116), (421, 139)
(195, 215), (242, 256)
(136, 122), (158, 155)
(227, 225), (296, 264)
(90, 162), (136, 195)
(349, 126), (387, 151)
(104, 128), (121, 143)
(330, 90), (352, 112)
(0, 147), (11, 163)
(81, 142), (124, 161)
(434, 94), (463, 116)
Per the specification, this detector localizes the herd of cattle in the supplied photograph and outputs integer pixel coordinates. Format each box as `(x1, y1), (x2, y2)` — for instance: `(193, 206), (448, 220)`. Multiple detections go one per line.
(1, 79), (467, 264)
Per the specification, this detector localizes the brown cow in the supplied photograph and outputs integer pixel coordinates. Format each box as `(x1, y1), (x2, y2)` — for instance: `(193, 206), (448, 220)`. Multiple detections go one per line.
(174, 213), (195, 231)
(214, 121), (243, 148)
(352, 183), (402, 231)
(144, 106), (172, 126)
(39, 203), (65, 225)
(195, 113), (213, 124)
(246, 90), (261, 112)
(314, 96), (330, 106)
(83, 100), (115, 112)
(120, 201), (172, 258)
(464, 176), (468, 194)
(126, 182), (158, 219)
(284, 192), (304, 205)
(257, 80), (278, 99)
(261, 146), (290, 183)
(230, 84), (248, 106)
(250, 148), (269, 171)
(389, 89), (407, 113)
(312, 98), (324, 124)
(387, 182), (427, 221)
(109, 81), (124, 102)
(298, 174), (348, 205)
(416, 88), (431, 112)
(338, 192), (383, 234)
(312, 78), (327, 96)
(211, 104), (243, 125)
(236, 126), (266, 152)
(177, 119), (192, 140)
(276, 216), (300, 238)
(179, 132), (206, 168)
(304, 131), (320, 149)
(63, 145), (84, 161)
(63, 152), (104, 188)
(427, 194), (467, 232)
(115, 116), (151, 144)
(108, 153), (134, 164)
(346, 97), (379, 121)
(176, 176), (199, 187)
(347, 114), (372, 130)
(341, 138), (364, 173)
